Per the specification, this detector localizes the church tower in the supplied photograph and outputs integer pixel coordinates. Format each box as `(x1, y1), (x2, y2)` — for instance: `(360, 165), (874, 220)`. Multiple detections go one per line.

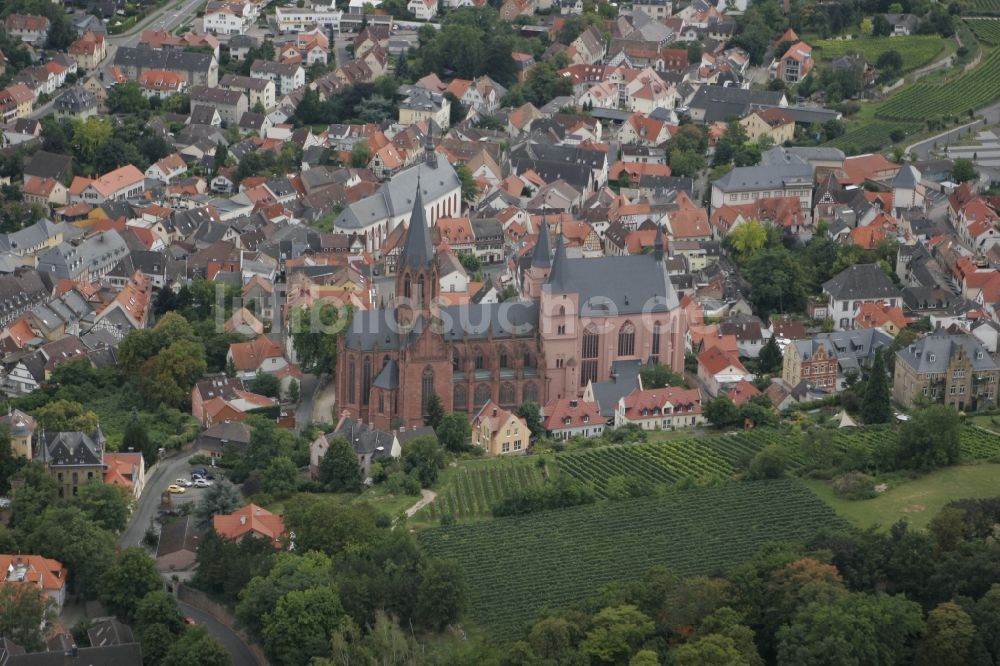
(524, 215), (551, 300)
(396, 175), (438, 326)
(539, 233), (578, 400)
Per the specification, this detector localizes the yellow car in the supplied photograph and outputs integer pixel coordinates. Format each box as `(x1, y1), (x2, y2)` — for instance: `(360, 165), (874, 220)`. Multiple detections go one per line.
(167, 484), (186, 494)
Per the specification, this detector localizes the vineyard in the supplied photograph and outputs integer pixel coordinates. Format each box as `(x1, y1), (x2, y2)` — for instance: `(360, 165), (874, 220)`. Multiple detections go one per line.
(876, 49), (1000, 121)
(419, 426), (1000, 519)
(813, 36), (945, 72)
(822, 121), (921, 152)
(421, 457), (545, 521)
(967, 18), (1000, 44)
(419, 479), (847, 638)
(965, 0), (1000, 15)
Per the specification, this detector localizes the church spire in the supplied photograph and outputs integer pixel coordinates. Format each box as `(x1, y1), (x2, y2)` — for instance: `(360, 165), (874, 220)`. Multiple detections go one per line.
(399, 172), (434, 270)
(545, 232), (569, 292)
(531, 213), (551, 268)
(424, 121), (436, 167)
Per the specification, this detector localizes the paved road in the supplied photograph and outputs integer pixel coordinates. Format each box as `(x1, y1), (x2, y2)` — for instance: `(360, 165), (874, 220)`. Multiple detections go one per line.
(178, 602), (260, 666)
(295, 372), (320, 431)
(907, 103), (1000, 160)
(118, 454), (193, 548)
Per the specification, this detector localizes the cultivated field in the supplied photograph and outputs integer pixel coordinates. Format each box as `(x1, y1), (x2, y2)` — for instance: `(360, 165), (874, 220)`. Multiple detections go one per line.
(812, 36), (945, 71)
(420, 479), (847, 638)
(876, 49), (1000, 121)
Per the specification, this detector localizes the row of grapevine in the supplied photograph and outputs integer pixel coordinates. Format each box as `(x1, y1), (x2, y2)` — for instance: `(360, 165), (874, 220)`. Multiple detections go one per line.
(813, 36), (944, 70)
(967, 19), (1000, 44)
(419, 479), (846, 638)
(965, 0), (1000, 15)
(876, 49), (1000, 121)
(423, 459), (545, 521)
(823, 122), (921, 151)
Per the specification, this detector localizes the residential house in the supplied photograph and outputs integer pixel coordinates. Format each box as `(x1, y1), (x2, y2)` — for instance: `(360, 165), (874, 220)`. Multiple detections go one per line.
(782, 328), (893, 392)
(37, 430), (105, 499)
(0, 84), (34, 122)
(145, 153), (188, 184)
(190, 85), (248, 125)
(194, 419), (252, 458)
(0, 409), (36, 459)
(103, 452), (145, 499)
(137, 69), (186, 99)
(68, 32), (107, 70)
(398, 88), (450, 128)
(739, 108), (795, 145)
(710, 151), (814, 211)
(213, 504), (286, 548)
(471, 400), (529, 455)
(250, 60), (304, 96)
(68, 165), (146, 203)
(0, 555), (66, 611)
(614, 386), (703, 429)
(823, 263), (902, 330)
(155, 516), (201, 572)
(885, 13), (919, 35)
(774, 41), (814, 83)
(893, 332), (999, 410)
(53, 87), (97, 118)
(221, 73), (276, 111)
(408, 0), (439, 19)
(227, 335), (295, 383)
(698, 346), (752, 397)
(113, 46), (218, 87)
(542, 397), (607, 439)
(4, 15), (49, 45)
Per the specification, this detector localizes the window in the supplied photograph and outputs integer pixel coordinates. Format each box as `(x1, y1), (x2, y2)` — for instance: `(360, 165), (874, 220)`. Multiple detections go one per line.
(361, 357), (372, 406)
(651, 322), (661, 361)
(960, 384), (966, 395)
(403, 273), (411, 299)
(378, 392), (384, 413)
(514, 440), (522, 450)
(557, 324), (566, 335)
(452, 349), (462, 372)
(556, 357), (564, 368)
(582, 324), (599, 385)
(954, 369), (966, 379)
(475, 348), (485, 370)
(421, 367), (435, 415)
(500, 383), (515, 405)
(502, 442), (510, 453)
(499, 347), (509, 369)
(453, 384), (467, 410)
(523, 382), (538, 403)
(348, 359), (356, 403)
(523, 349), (535, 368)
(474, 383), (492, 408)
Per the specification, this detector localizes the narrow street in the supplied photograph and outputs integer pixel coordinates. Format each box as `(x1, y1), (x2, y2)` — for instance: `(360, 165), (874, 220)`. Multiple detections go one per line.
(118, 454), (192, 548)
(177, 602), (260, 666)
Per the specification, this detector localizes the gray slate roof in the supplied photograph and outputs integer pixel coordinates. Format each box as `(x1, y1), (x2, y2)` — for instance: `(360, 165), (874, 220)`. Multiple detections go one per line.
(895, 332), (998, 374)
(792, 328), (893, 373)
(334, 417), (396, 460)
(822, 263), (900, 301)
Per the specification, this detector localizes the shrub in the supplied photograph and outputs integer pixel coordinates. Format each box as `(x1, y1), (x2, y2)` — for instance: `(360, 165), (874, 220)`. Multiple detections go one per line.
(832, 472), (877, 500)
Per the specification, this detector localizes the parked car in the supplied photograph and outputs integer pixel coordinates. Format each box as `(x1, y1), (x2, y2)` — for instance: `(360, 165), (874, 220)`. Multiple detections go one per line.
(184, 617), (197, 625)
(193, 478), (213, 488)
(174, 478), (192, 487)
(167, 485), (186, 494)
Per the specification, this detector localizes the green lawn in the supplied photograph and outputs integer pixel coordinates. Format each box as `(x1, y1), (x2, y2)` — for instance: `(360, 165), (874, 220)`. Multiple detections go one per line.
(804, 463), (1000, 530)
(812, 35), (948, 72)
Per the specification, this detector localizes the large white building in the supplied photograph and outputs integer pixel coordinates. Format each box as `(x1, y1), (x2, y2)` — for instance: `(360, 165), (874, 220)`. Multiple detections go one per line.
(274, 2), (343, 31)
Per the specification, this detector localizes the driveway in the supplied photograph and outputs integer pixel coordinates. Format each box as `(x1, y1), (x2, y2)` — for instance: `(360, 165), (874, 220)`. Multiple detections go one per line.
(177, 602), (260, 666)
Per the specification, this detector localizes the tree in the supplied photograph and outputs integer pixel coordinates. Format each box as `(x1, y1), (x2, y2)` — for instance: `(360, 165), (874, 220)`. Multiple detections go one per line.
(263, 456), (300, 498)
(140, 339), (208, 409)
(285, 378), (300, 404)
(669, 149), (706, 178)
(137, 623), (175, 666)
(122, 409), (156, 466)
(860, 350), (892, 425)
(743, 247), (807, 318)
(640, 363), (687, 389)
(860, 16), (873, 35)
(748, 445), (788, 480)
(895, 405), (961, 471)
(249, 370), (281, 397)
(31, 399), (98, 433)
(729, 221), (768, 260)
(135, 591), (184, 634)
(349, 140), (371, 168)
(455, 163), (478, 204)
(236, 551), (335, 639)
(100, 548), (162, 621)
(26, 506), (116, 598)
(263, 586), (346, 665)
(317, 436), (362, 491)
(758, 336), (783, 375)
(515, 401), (544, 440)
(918, 602), (975, 666)
(162, 626), (230, 666)
(283, 496), (383, 558)
(107, 81), (149, 114)
(424, 393), (445, 429)
(402, 435), (446, 487)
(213, 141), (229, 176)
(9, 464), (58, 533)
(873, 14), (892, 36)
(436, 412), (471, 452)
(194, 479), (244, 528)
(687, 41), (702, 64)
(0, 585), (54, 652)
(704, 396), (741, 428)
(581, 605), (655, 665)
(290, 303), (348, 375)
(74, 481), (131, 533)
(674, 634), (745, 665)
(416, 558), (466, 631)
(952, 158), (978, 183)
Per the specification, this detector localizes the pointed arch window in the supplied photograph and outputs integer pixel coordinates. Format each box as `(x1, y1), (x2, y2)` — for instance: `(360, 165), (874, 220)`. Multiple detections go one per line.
(453, 383), (467, 411)
(618, 321), (636, 357)
(499, 383), (515, 405)
(421, 366), (435, 416)
(474, 383), (492, 408)
(361, 357), (372, 406)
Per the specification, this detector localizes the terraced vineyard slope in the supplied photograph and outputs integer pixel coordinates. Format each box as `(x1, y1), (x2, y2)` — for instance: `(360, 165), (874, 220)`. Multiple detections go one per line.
(420, 479), (847, 638)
